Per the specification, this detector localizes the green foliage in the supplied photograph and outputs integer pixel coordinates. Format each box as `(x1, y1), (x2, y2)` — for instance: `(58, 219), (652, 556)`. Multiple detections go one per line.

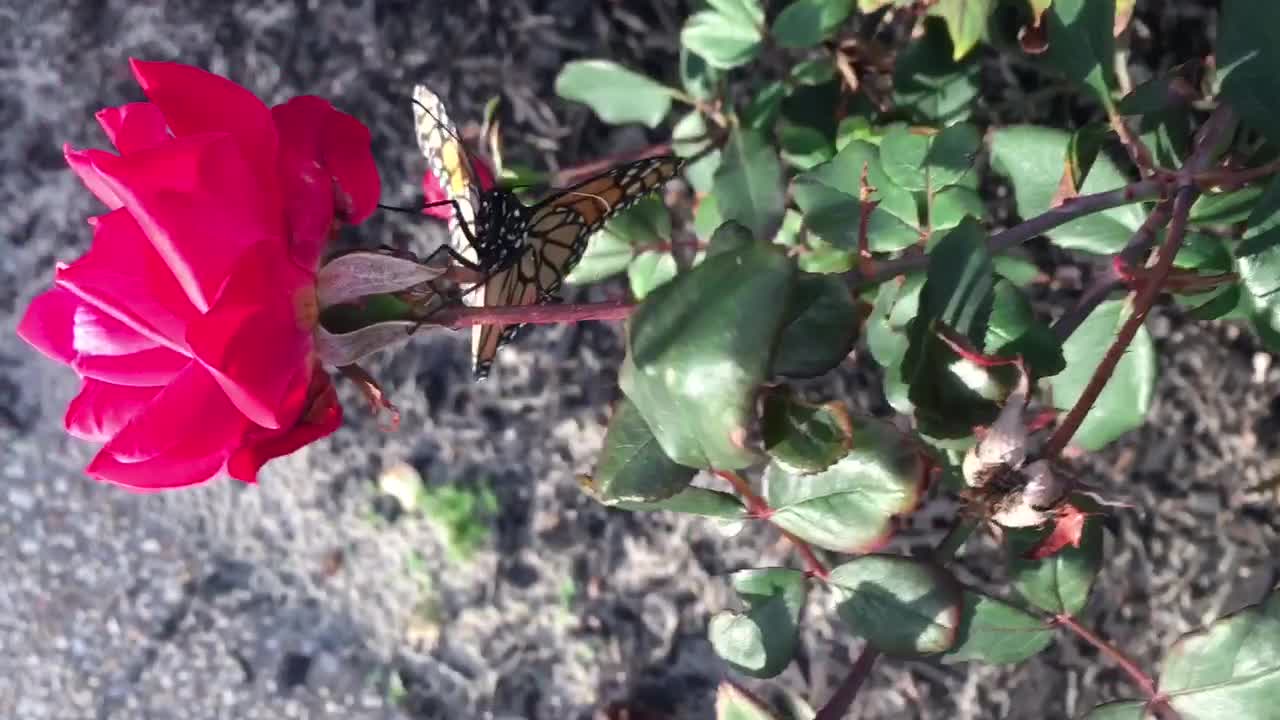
(682, 0), (765, 69)
(1084, 587), (1280, 718)
(764, 417), (926, 552)
(1006, 517), (1104, 615)
(831, 555), (963, 656)
(420, 482), (498, 562)
(943, 592), (1054, 664)
(710, 568), (809, 677)
(989, 126), (1146, 254)
(554, 60), (675, 127)
(549, 0), (1280, 706)
(621, 229), (795, 469)
(1049, 300), (1155, 450)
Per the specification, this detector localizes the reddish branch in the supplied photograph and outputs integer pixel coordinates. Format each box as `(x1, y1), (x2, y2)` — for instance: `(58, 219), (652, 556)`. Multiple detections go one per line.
(1043, 106), (1237, 458)
(714, 470), (831, 581)
(812, 646), (881, 720)
(1054, 614), (1179, 720)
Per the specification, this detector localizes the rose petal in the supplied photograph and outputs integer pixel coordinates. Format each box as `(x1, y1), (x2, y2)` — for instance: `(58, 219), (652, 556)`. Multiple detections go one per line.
(321, 108), (381, 225)
(187, 242), (313, 429)
(65, 145), (124, 209)
(272, 97), (336, 272)
(227, 364), (342, 483)
(88, 133), (281, 312)
(87, 448), (227, 492)
(73, 346), (190, 387)
(17, 287), (81, 365)
(129, 59), (278, 187)
(56, 208), (196, 351)
(65, 379), (161, 442)
(98, 362), (246, 464)
(96, 102), (169, 154)
(71, 303), (159, 356)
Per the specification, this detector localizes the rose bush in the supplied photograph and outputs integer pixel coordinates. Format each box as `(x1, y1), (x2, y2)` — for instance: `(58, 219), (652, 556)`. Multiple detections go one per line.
(16, 59), (380, 491)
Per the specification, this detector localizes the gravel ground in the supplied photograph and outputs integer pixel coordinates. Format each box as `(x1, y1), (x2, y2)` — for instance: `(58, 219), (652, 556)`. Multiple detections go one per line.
(2, 2), (1277, 719)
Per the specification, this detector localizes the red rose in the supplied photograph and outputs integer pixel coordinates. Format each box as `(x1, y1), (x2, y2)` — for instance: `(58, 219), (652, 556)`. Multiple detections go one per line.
(16, 59), (380, 491)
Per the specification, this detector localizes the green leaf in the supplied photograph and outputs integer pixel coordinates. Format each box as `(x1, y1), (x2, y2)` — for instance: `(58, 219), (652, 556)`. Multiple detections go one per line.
(792, 140), (921, 253)
(993, 255), (1042, 287)
(716, 681), (782, 720)
(681, 47), (722, 101)
(985, 280), (1066, 377)
(765, 417), (926, 552)
(990, 126), (1145, 254)
(903, 218), (1007, 436)
(709, 218), (758, 256)
(621, 233), (796, 469)
(830, 555), (963, 656)
(773, 272), (860, 377)
(587, 398), (697, 503)
(554, 60), (675, 127)
(682, 2), (765, 70)
(570, 195), (671, 285)
(865, 274), (925, 415)
(743, 81), (788, 131)
(673, 111), (722, 194)
(1048, 299), (1155, 450)
(1191, 186), (1264, 226)
(928, 0), (994, 60)
(879, 124), (980, 193)
(943, 591), (1054, 664)
(610, 485), (746, 518)
(1038, 0), (1117, 106)
(930, 185), (986, 233)
(695, 193), (725, 241)
(771, 0), (854, 49)
(791, 57), (837, 86)
(761, 393), (854, 474)
(628, 251), (678, 299)
(1218, 1), (1280, 145)
(1159, 588), (1280, 719)
(1006, 517), (1103, 615)
(780, 124), (836, 170)
(566, 230), (633, 284)
(1237, 176), (1280, 305)
(893, 19), (980, 124)
(713, 129), (785, 239)
(709, 568), (808, 677)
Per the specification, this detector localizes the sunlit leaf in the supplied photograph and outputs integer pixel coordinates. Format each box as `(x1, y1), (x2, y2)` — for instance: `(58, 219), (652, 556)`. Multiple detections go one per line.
(831, 555), (963, 656)
(555, 60), (675, 127)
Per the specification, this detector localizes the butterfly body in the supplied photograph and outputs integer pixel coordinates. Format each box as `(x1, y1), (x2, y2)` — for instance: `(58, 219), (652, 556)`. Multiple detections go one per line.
(412, 84), (683, 380)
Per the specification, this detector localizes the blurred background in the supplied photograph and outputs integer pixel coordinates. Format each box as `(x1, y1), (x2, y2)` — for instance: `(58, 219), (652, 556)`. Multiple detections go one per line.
(2, 1), (1276, 718)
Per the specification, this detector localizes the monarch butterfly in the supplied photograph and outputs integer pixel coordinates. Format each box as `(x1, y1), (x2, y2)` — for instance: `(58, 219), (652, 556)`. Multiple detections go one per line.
(411, 84), (684, 380)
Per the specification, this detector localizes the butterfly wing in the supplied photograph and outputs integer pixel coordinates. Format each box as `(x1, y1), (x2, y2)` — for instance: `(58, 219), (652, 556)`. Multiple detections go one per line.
(469, 156), (684, 379)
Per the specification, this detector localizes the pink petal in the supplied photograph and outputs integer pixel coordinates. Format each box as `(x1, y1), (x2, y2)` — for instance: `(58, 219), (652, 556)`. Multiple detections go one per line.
(88, 133), (281, 312)
(65, 145), (124, 209)
(421, 169), (453, 220)
(17, 287), (81, 365)
(97, 362), (247, 464)
(129, 59), (278, 188)
(73, 346), (190, 387)
(65, 379), (161, 442)
(271, 97), (336, 272)
(187, 242), (314, 429)
(71, 303), (159, 356)
(87, 448), (227, 491)
(321, 108), (380, 225)
(96, 103), (169, 154)
(228, 364), (342, 483)
(55, 208), (196, 351)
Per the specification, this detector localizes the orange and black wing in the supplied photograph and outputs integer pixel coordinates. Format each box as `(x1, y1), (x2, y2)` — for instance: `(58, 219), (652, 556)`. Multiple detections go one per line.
(468, 156), (684, 379)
